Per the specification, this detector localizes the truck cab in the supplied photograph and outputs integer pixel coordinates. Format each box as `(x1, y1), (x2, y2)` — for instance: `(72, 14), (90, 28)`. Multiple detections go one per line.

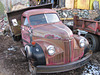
(7, 4), (92, 74)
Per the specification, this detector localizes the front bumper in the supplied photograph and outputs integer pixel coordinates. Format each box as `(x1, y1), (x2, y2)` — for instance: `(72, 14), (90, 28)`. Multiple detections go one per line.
(36, 52), (92, 73)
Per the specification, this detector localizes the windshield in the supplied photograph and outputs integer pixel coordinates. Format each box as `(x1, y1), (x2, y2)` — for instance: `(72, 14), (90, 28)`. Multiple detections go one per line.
(29, 13), (60, 25)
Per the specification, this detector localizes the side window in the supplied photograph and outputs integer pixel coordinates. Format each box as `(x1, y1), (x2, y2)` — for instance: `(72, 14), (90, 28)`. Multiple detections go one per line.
(23, 17), (29, 26)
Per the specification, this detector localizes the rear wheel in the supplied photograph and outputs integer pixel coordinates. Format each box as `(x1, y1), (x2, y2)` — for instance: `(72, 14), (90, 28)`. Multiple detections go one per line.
(85, 33), (99, 52)
(12, 35), (21, 41)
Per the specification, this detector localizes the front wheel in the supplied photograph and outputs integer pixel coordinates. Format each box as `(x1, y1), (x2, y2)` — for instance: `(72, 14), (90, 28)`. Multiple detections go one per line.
(85, 33), (99, 52)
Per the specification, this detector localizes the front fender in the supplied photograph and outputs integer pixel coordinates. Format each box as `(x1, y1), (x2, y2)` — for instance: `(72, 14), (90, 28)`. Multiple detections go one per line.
(26, 43), (46, 66)
(73, 34), (89, 47)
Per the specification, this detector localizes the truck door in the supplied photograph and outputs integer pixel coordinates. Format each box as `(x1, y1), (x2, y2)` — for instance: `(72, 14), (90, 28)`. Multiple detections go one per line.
(21, 17), (31, 46)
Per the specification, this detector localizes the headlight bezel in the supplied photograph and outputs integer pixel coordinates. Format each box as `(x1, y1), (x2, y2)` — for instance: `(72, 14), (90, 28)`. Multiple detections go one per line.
(47, 45), (55, 56)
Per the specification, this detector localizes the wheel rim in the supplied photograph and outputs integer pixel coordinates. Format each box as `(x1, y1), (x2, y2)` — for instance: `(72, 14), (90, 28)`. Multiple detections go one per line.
(87, 38), (93, 49)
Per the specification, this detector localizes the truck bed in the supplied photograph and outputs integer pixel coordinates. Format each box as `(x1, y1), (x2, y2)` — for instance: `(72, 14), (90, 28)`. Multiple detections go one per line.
(74, 16), (100, 35)
(7, 4), (52, 36)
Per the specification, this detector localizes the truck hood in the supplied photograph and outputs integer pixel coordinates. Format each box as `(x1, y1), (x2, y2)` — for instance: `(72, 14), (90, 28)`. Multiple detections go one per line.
(33, 23), (73, 40)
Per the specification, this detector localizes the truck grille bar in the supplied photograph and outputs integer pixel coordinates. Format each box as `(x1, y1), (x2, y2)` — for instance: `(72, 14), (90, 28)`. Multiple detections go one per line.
(48, 52), (64, 64)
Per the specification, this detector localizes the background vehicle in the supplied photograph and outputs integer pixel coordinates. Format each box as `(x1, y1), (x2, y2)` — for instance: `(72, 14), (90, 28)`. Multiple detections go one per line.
(74, 16), (100, 52)
(7, 4), (92, 75)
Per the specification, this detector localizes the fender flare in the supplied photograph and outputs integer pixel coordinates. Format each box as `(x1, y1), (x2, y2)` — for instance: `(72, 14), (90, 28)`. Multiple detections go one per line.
(25, 43), (46, 66)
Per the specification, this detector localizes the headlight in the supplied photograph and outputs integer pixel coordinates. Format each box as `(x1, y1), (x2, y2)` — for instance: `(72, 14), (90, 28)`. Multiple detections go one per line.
(79, 39), (86, 48)
(47, 45), (55, 56)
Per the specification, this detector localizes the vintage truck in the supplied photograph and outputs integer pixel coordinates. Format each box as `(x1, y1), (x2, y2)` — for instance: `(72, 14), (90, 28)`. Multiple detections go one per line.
(7, 4), (92, 75)
(74, 16), (100, 52)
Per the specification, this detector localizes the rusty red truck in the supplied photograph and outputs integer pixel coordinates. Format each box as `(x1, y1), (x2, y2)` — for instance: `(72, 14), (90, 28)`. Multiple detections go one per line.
(74, 16), (100, 52)
(7, 4), (92, 75)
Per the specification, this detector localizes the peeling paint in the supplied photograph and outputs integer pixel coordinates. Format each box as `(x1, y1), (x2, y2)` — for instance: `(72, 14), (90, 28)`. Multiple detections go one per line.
(45, 34), (61, 40)
(33, 31), (61, 40)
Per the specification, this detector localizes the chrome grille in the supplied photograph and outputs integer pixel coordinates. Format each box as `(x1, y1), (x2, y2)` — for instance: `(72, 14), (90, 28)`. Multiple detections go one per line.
(64, 39), (74, 63)
(64, 41), (70, 63)
(48, 52), (64, 64)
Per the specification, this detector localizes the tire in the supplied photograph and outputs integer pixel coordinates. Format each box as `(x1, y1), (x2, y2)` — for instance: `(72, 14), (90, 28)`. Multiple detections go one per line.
(85, 33), (99, 52)
(12, 35), (21, 41)
(84, 46), (89, 55)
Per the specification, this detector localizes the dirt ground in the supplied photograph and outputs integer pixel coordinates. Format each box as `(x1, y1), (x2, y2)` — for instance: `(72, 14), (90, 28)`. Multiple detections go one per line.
(0, 35), (100, 75)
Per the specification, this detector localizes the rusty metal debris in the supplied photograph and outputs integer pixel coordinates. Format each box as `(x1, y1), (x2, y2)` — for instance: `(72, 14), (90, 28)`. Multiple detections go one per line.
(57, 9), (100, 26)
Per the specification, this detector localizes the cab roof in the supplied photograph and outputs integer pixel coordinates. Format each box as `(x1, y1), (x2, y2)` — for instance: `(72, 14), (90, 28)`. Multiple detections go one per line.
(22, 9), (57, 16)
